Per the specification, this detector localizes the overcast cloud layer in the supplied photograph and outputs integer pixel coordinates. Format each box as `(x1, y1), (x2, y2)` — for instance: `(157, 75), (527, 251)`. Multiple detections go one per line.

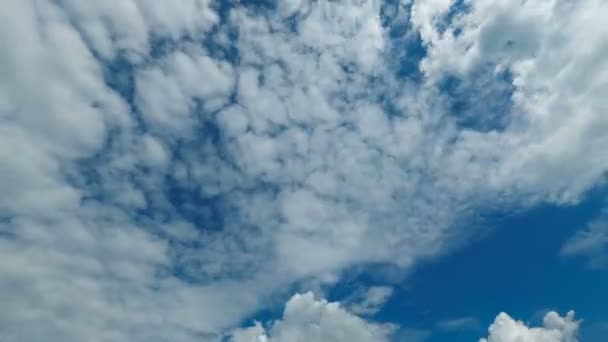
(0, 0), (606, 341)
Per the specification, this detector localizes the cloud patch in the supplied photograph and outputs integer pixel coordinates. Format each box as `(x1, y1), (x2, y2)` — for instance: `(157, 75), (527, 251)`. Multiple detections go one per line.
(480, 311), (580, 342)
(562, 209), (608, 268)
(436, 316), (480, 331)
(232, 293), (395, 342)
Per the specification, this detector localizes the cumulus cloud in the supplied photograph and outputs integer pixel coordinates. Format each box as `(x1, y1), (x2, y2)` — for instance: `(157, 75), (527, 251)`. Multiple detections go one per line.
(413, 0), (608, 202)
(0, 0), (606, 341)
(480, 311), (580, 342)
(231, 293), (395, 342)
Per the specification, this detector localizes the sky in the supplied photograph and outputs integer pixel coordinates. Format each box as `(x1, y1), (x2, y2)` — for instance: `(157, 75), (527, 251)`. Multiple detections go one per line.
(0, 0), (607, 341)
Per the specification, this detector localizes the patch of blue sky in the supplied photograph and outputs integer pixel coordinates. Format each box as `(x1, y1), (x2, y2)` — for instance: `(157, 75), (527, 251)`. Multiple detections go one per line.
(434, 0), (470, 37)
(384, 1), (427, 83)
(375, 189), (608, 341)
(438, 67), (515, 132)
(232, 188), (608, 340)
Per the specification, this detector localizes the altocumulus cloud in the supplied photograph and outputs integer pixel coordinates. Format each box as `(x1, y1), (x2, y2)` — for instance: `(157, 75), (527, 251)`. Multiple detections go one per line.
(0, 0), (606, 341)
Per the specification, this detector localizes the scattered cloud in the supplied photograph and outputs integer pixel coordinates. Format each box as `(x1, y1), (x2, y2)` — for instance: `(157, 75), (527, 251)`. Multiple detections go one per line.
(436, 316), (480, 331)
(231, 293), (395, 342)
(414, 0), (608, 202)
(345, 286), (394, 316)
(480, 311), (580, 342)
(0, 0), (606, 340)
(392, 327), (432, 342)
(562, 209), (608, 268)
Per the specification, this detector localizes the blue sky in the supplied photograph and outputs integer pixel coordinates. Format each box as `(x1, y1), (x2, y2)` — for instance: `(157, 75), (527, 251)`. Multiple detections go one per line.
(237, 191), (608, 341)
(1, 0), (607, 341)
(381, 191), (608, 341)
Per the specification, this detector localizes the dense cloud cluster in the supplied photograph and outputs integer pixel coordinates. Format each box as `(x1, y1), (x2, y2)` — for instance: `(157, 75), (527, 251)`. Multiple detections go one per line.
(0, 0), (606, 341)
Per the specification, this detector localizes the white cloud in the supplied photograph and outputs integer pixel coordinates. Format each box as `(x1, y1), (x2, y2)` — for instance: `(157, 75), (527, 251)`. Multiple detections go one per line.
(345, 286), (394, 316)
(135, 0), (218, 40)
(231, 293), (395, 342)
(562, 209), (608, 268)
(480, 311), (580, 342)
(413, 0), (608, 202)
(141, 134), (170, 167)
(135, 46), (236, 135)
(54, 0), (149, 59)
(0, 0), (606, 341)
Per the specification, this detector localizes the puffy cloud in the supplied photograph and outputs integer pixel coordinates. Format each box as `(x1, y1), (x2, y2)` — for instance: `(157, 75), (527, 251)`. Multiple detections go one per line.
(0, 0), (606, 341)
(231, 293), (395, 342)
(0, 1), (247, 340)
(233, 300), (582, 342)
(562, 209), (608, 268)
(480, 311), (580, 342)
(135, 46), (236, 134)
(413, 0), (608, 202)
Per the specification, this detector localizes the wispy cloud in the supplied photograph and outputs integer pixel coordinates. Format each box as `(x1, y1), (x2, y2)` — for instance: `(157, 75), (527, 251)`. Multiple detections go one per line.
(436, 316), (480, 331)
(345, 286), (394, 315)
(562, 209), (608, 268)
